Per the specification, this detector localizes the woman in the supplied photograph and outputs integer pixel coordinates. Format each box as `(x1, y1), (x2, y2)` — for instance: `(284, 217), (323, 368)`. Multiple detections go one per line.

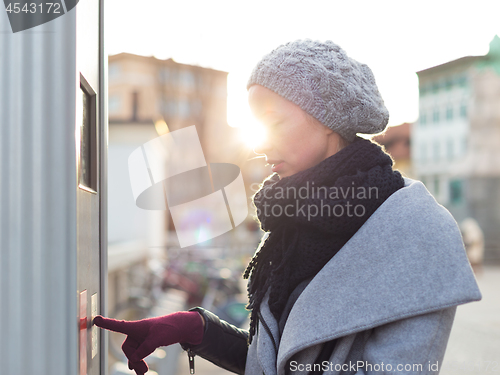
(94, 40), (481, 375)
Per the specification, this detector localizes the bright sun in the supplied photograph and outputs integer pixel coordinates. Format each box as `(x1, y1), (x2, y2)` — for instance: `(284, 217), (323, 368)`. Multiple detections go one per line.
(239, 120), (266, 150)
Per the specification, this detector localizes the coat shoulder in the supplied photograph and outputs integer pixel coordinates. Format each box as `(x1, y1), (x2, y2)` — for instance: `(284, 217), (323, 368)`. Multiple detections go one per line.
(277, 177), (482, 365)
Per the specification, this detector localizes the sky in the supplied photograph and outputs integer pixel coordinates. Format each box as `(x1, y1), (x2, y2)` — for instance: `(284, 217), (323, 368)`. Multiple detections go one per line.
(104, 0), (500, 130)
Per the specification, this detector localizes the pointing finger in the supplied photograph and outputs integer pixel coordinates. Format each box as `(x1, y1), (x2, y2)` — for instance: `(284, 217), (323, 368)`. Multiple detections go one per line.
(93, 315), (139, 336)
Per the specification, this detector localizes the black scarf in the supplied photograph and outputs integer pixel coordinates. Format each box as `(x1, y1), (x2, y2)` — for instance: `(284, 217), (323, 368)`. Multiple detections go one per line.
(243, 136), (405, 343)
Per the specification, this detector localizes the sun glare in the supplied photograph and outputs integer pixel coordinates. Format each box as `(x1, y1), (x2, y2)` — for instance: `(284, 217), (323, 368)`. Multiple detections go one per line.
(239, 121), (266, 149)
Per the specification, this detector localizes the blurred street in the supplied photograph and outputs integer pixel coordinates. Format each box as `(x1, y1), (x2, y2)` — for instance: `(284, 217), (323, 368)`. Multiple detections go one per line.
(441, 265), (500, 375)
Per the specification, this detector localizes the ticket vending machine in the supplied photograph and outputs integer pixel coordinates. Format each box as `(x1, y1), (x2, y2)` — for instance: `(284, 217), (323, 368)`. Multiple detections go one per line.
(76, 0), (106, 374)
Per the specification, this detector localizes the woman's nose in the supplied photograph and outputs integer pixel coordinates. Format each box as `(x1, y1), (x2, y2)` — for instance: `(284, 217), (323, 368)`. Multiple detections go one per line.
(253, 138), (272, 156)
(252, 126), (273, 155)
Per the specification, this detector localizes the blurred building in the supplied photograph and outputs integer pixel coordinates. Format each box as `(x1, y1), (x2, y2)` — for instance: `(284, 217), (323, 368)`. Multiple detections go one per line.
(412, 35), (500, 262)
(108, 52), (237, 162)
(107, 53), (265, 263)
(372, 122), (412, 178)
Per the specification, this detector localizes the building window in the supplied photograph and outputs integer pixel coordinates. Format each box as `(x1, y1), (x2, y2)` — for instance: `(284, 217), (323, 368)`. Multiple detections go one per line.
(457, 76), (468, 88)
(460, 103), (467, 118)
(179, 71), (195, 90)
(169, 100), (177, 116)
(419, 85), (428, 97)
(109, 63), (120, 81)
(433, 108), (440, 123)
(445, 79), (453, 90)
(433, 141), (440, 161)
(449, 179), (463, 204)
(420, 144), (427, 163)
(446, 105), (453, 121)
(159, 67), (171, 83)
(420, 111), (427, 126)
(160, 98), (177, 116)
(434, 176), (440, 196)
(161, 69), (178, 86)
(432, 82), (440, 94)
(108, 95), (121, 113)
(178, 99), (190, 118)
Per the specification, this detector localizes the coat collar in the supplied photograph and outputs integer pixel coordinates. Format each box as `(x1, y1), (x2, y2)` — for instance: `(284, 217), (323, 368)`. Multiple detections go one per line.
(253, 291), (281, 375)
(267, 178), (482, 373)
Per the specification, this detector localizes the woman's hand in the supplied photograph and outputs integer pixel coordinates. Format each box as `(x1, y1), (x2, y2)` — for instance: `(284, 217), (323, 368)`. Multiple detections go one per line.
(93, 311), (204, 375)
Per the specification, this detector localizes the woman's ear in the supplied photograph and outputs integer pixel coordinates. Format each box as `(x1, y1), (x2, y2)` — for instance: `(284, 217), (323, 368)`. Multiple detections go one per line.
(306, 113), (332, 134)
(324, 126), (334, 135)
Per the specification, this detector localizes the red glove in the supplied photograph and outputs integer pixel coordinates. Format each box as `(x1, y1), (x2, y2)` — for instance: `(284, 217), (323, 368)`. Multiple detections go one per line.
(93, 311), (204, 375)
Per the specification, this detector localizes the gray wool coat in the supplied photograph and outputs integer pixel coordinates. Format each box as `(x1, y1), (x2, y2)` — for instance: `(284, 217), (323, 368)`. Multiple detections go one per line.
(244, 178), (482, 375)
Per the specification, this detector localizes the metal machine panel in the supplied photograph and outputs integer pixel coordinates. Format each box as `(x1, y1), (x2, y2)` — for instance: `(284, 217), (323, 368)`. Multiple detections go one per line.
(0, 11), (79, 375)
(0, 0), (106, 373)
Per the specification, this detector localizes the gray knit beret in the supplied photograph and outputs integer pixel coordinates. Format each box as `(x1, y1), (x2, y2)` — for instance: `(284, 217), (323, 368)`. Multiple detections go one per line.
(247, 39), (389, 142)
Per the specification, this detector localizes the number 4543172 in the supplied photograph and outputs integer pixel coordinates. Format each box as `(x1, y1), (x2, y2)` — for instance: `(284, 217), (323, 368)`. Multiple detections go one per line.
(5, 2), (62, 14)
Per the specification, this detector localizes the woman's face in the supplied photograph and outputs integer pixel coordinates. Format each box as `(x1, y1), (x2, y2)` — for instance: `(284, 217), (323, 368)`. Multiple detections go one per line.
(248, 85), (341, 178)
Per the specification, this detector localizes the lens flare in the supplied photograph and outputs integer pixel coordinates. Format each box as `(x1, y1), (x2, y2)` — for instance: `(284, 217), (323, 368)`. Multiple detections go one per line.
(154, 118), (170, 135)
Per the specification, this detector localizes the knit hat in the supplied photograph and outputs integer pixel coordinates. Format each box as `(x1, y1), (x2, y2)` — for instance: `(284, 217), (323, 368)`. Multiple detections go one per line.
(247, 39), (389, 142)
